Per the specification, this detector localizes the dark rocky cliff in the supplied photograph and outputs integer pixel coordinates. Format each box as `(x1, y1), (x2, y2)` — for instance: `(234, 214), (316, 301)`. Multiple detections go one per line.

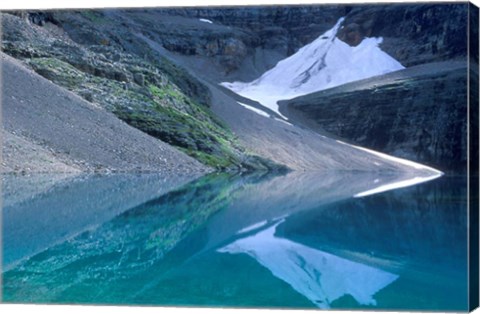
(336, 3), (468, 66)
(281, 62), (470, 174)
(7, 4), (470, 83)
(41, 4), (468, 79)
(159, 5), (346, 55)
(159, 3), (469, 69)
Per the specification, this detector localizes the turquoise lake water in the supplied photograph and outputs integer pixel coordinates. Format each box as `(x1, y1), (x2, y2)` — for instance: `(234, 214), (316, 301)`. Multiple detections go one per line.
(1, 171), (469, 310)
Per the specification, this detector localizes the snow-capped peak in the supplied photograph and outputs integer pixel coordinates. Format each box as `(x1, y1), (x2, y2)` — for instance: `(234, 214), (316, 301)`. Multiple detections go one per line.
(221, 17), (405, 117)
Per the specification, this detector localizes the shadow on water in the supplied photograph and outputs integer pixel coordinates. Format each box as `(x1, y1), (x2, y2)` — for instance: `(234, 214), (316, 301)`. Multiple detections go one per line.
(1, 171), (469, 311)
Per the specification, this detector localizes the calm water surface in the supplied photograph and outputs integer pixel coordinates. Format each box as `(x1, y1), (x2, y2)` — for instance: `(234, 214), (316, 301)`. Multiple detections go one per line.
(1, 171), (469, 310)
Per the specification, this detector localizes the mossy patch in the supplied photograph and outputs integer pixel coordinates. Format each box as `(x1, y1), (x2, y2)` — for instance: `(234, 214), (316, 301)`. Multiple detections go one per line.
(113, 105), (243, 170)
(28, 56), (262, 170)
(4, 21), (285, 171)
(28, 58), (86, 88)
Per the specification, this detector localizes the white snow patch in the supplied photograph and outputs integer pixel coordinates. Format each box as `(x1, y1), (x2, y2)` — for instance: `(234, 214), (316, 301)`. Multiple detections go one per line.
(334, 140), (443, 195)
(219, 221), (398, 309)
(221, 17), (404, 116)
(336, 140), (443, 197)
(350, 144), (442, 174)
(334, 140), (443, 174)
(237, 102), (270, 118)
(237, 220), (268, 234)
(354, 173), (442, 198)
(274, 117), (293, 126)
(199, 18), (213, 24)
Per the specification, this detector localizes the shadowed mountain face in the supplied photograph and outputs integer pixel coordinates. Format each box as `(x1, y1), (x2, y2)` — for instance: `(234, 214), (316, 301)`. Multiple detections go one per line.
(281, 61), (471, 174)
(54, 4), (467, 79)
(336, 3), (468, 66)
(127, 4), (468, 81)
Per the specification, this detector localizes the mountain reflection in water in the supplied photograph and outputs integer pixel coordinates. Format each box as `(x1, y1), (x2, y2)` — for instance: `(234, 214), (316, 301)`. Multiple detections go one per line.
(219, 220), (399, 308)
(2, 171), (468, 311)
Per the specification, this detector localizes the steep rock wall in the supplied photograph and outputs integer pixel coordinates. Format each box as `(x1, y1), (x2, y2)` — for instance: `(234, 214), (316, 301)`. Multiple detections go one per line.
(282, 62), (469, 174)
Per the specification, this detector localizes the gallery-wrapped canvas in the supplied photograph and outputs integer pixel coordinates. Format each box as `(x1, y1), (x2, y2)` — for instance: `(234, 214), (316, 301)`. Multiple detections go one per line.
(1, 1), (479, 312)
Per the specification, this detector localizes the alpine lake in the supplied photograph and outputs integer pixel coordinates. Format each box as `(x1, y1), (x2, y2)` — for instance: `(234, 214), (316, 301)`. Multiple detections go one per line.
(1, 170), (470, 311)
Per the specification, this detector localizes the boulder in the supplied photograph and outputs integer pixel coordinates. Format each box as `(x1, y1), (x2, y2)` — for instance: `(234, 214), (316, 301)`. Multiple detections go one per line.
(133, 73), (145, 86)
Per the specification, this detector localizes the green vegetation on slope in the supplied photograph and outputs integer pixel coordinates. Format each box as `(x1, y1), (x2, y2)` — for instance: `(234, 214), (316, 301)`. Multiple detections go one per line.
(1, 12), (286, 171)
(27, 56), (248, 169)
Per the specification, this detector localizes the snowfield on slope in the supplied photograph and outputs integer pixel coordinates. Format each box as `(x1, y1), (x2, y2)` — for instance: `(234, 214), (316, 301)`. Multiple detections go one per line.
(221, 17), (405, 117)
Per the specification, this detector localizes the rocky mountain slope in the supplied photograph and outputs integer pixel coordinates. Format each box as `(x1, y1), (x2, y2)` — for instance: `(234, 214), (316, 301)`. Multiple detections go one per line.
(1, 12), (283, 172)
(1, 53), (209, 174)
(26, 4), (467, 83)
(148, 2), (470, 175)
(155, 3), (471, 174)
(2, 8), (447, 174)
(2, 3), (471, 174)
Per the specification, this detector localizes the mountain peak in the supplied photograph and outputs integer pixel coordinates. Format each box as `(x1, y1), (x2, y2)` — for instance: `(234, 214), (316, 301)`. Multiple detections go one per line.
(221, 17), (405, 117)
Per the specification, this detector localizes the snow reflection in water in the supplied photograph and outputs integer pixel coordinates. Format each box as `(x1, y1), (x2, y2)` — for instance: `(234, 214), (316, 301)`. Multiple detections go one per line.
(220, 220), (399, 308)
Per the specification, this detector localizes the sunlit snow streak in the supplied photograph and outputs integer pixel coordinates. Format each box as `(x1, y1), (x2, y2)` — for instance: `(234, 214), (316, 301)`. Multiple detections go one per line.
(334, 140), (443, 174)
(237, 220), (268, 234)
(331, 140), (444, 196)
(354, 174), (442, 198)
(219, 221), (399, 308)
(274, 117), (293, 126)
(221, 17), (405, 117)
(237, 102), (270, 118)
(199, 18), (213, 24)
